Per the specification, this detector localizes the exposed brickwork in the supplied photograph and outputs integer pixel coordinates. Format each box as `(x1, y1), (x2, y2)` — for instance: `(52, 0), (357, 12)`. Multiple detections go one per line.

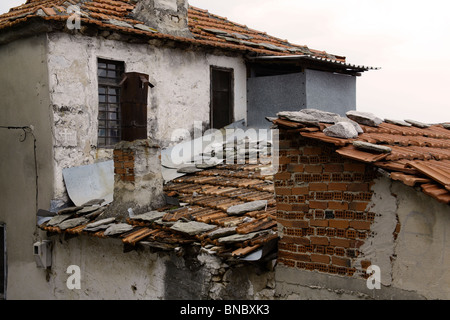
(113, 149), (135, 182)
(276, 130), (378, 278)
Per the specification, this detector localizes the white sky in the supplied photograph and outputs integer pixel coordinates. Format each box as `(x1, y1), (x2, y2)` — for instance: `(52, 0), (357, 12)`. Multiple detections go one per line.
(1, 0), (449, 123)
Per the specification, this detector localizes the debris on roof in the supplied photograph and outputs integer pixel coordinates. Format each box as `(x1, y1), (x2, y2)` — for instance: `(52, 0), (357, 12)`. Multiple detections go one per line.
(346, 110), (383, 127)
(323, 122), (359, 140)
(39, 151), (278, 261)
(271, 109), (450, 204)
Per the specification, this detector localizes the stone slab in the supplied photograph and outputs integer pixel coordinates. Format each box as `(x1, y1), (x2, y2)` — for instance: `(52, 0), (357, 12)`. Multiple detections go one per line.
(346, 111), (383, 127)
(170, 221), (216, 236)
(227, 200), (268, 216)
(104, 223), (134, 236)
(323, 122), (359, 139)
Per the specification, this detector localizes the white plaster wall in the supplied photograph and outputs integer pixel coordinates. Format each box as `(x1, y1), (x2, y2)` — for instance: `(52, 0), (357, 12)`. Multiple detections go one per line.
(46, 32), (247, 202)
(356, 175), (450, 299)
(48, 236), (166, 300)
(390, 180), (450, 299)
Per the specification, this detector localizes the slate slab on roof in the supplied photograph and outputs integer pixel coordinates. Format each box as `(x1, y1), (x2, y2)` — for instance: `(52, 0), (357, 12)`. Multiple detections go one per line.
(272, 109), (450, 205)
(0, 0), (345, 60)
(40, 160), (278, 261)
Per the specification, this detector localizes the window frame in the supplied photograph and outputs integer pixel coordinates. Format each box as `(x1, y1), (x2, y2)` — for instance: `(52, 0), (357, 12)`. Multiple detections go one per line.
(97, 58), (125, 148)
(210, 66), (235, 130)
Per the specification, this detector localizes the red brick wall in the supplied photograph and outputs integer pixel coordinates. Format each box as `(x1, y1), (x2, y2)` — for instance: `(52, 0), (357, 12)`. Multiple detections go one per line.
(275, 130), (379, 278)
(113, 149), (135, 182)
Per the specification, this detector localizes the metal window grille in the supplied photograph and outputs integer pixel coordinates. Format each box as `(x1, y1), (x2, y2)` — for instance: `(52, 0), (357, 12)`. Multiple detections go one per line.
(97, 59), (125, 148)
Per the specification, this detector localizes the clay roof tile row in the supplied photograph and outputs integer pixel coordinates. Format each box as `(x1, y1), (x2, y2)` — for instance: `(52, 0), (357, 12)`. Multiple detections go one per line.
(273, 112), (450, 204)
(0, 0), (345, 60)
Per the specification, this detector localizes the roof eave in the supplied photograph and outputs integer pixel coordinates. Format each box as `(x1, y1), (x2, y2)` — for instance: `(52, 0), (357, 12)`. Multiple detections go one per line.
(248, 54), (380, 74)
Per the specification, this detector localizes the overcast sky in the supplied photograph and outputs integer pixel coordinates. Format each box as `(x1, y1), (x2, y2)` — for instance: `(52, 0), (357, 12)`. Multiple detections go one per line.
(1, 0), (449, 123)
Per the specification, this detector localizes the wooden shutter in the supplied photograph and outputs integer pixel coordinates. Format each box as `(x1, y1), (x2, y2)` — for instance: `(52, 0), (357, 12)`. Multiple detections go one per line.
(120, 72), (153, 142)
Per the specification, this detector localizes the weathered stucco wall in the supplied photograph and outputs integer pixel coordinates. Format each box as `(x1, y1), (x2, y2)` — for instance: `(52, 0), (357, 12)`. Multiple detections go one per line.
(38, 235), (275, 300)
(390, 179), (450, 299)
(355, 175), (450, 299)
(46, 32), (247, 203)
(0, 34), (55, 299)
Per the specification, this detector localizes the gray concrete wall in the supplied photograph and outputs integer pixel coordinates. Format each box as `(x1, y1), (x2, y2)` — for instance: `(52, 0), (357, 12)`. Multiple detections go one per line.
(305, 69), (356, 116)
(246, 69), (356, 128)
(0, 34), (55, 299)
(247, 72), (306, 128)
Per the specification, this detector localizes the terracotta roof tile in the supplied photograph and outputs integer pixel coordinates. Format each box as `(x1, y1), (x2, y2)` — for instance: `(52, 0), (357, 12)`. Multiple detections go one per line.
(0, 0), (345, 60)
(40, 159), (278, 260)
(390, 172), (432, 187)
(273, 113), (450, 204)
(336, 144), (389, 163)
(406, 160), (450, 187)
(421, 183), (450, 203)
(232, 245), (260, 257)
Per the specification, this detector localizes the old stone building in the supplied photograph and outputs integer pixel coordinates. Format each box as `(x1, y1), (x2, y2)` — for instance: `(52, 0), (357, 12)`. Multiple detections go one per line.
(4, 0), (426, 301)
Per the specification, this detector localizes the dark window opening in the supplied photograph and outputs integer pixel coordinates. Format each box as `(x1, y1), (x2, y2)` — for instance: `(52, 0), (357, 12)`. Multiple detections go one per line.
(248, 63), (304, 78)
(98, 59), (125, 148)
(0, 223), (6, 300)
(211, 67), (234, 129)
(120, 72), (151, 142)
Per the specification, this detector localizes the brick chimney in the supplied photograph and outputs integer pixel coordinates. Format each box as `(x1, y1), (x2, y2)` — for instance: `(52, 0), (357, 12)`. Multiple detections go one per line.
(105, 139), (165, 221)
(131, 0), (193, 38)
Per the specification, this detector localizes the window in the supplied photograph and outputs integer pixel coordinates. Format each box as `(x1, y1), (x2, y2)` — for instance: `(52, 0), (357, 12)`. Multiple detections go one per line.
(97, 59), (125, 148)
(210, 67), (234, 129)
(120, 72), (151, 142)
(0, 223), (5, 300)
